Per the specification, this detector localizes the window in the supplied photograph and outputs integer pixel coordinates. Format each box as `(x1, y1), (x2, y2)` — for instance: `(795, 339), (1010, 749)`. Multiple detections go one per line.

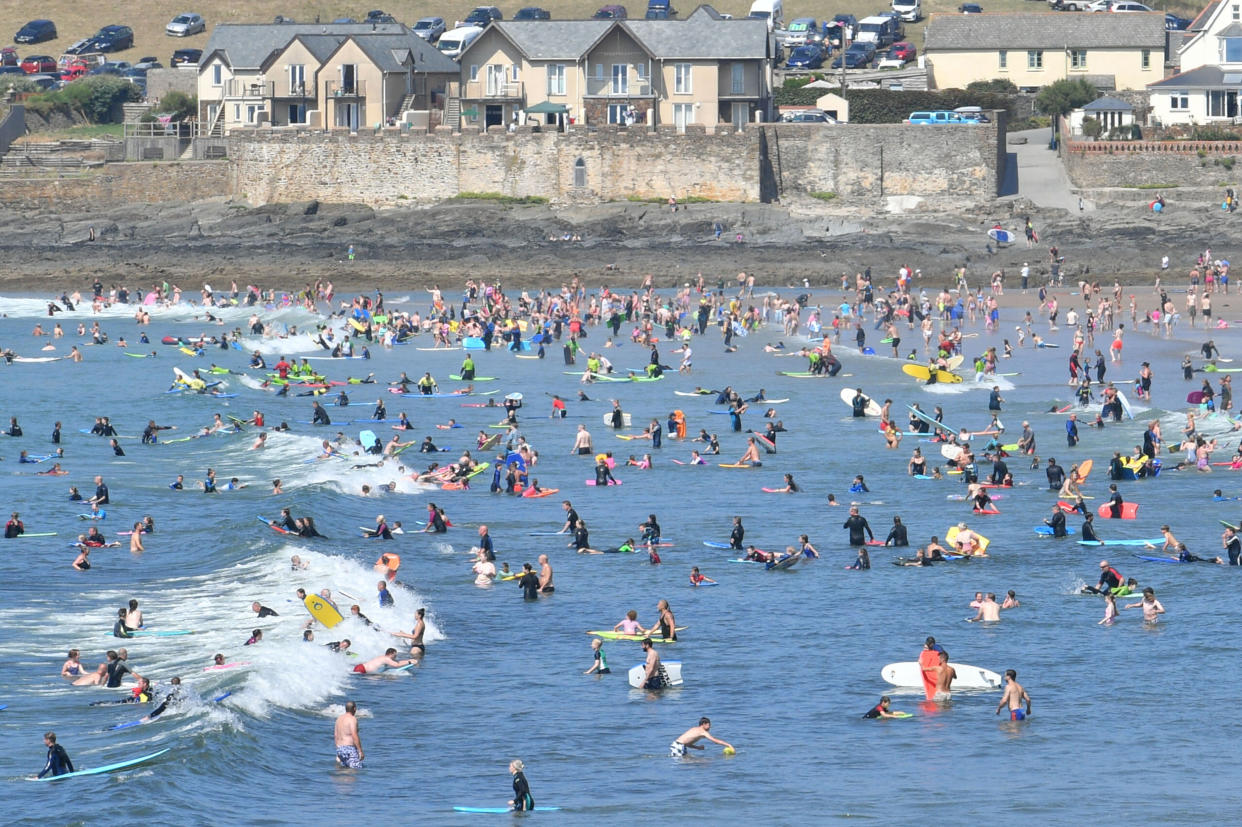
(1234, 3), (1240, 20)
(998, 50), (1007, 70)
(511, 64), (520, 82)
(245, 104), (260, 123)
(1225, 37), (1242, 63)
(546, 64), (565, 95)
(611, 64), (628, 94)
(674, 62), (692, 94)
(469, 65), (479, 82)
(607, 103), (627, 123)
(573, 157), (586, 188)
(673, 102), (694, 132)
(1142, 49), (1151, 70)
(289, 64), (305, 95)
(731, 63), (745, 95)
(1070, 50), (1087, 70)
(1170, 90), (1189, 110)
(485, 64), (504, 95)
(212, 64), (222, 85)
(288, 103), (306, 124)
(1027, 50), (1043, 70)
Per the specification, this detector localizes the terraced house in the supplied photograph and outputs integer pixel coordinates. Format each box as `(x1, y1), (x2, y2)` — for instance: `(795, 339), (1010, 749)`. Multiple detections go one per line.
(453, 5), (774, 131)
(924, 12), (1166, 92)
(197, 22), (459, 134)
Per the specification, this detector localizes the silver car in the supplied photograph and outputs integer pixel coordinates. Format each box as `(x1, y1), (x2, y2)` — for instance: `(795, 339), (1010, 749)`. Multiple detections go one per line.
(412, 16), (446, 42)
(166, 13), (206, 37)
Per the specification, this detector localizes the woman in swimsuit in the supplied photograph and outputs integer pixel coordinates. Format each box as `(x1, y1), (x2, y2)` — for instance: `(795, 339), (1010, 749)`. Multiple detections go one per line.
(61, 649), (82, 679)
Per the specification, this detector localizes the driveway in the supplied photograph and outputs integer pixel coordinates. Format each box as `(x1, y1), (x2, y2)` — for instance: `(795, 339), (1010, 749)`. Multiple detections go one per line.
(1002, 127), (1092, 212)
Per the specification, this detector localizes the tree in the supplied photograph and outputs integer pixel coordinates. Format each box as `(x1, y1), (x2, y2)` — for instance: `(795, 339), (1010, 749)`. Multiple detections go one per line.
(1081, 116), (1102, 141)
(160, 91), (197, 121)
(1035, 78), (1098, 120)
(966, 79), (1018, 95)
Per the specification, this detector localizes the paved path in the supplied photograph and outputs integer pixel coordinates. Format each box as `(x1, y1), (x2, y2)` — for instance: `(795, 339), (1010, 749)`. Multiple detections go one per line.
(1003, 127), (1094, 212)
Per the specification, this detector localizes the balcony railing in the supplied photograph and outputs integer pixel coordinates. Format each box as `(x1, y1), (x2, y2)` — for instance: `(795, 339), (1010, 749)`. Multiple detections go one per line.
(463, 79), (524, 99)
(585, 77), (652, 97)
(223, 79), (273, 98)
(273, 79), (314, 98)
(325, 79), (367, 98)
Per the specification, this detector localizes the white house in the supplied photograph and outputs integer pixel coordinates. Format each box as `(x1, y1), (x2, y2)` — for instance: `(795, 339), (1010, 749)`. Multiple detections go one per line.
(1067, 96), (1135, 135)
(1149, 1), (1242, 124)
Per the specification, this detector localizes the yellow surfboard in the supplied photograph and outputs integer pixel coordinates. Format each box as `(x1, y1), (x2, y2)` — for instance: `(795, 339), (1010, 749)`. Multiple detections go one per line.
(902, 364), (963, 384)
(945, 525), (991, 555)
(304, 594), (344, 628)
(349, 318), (367, 333)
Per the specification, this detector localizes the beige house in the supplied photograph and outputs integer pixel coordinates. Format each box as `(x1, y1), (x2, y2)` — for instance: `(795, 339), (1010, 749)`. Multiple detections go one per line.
(454, 5), (772, 131)
(924, 12), (1166, 92)
(198, 22), (459, 134)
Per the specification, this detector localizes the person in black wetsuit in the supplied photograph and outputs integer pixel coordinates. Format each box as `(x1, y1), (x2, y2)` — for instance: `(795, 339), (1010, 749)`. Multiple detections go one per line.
(1044, 505), (1067, 537)
(37, 732), (74, 778)
(1106, 484), (1124, 519)
(509, 759), (535, 811)
(1080, 513), (1100, 543)
(1083, 561), (1124, 594)
(594, 458), (617, 486)
(851, 389), (869, 417)
(729, 516), (745, 550)
(863, 697), (901, 719)
(517, 564), (540, 600)
(1045, 459), (1065, 492)
(311, 402), (331, 426)
(639, 514), (661, 544)
(885, 516), (908, 547)
(843, 506), (874, 547)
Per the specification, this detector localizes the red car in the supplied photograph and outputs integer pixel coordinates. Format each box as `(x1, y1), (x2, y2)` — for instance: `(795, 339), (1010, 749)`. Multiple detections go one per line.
(889, 42), (917, 62)
(60, 62), (89, 82)
(20, 54), (57, 73)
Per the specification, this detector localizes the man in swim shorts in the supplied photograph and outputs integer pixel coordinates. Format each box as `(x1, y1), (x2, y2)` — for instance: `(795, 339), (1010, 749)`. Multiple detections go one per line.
(670, 717), (734, 757)
(334, 700), (365, 768)
(351, 648), (415, 674)
(995, 669), (1032, 721)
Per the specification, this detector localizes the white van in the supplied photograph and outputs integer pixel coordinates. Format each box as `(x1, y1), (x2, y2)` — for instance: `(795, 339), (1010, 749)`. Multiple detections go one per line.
(855, 15), (895, 46)
(437, 25), (483, 59)
(891, 0), (922, 22)
(748, 0), (784, 31)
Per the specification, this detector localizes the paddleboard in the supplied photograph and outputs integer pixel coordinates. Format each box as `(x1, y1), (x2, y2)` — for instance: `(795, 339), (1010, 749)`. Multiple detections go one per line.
(717, 463), (758, 469)
(1034, 525), (1077, 535)
(901, 364), (963, 384)
(840, 388), (882, 416)
(1077, 539), (1163, 547)
(1116, 390), (1135, 420)
(16, 532), (57, 538)
(702, 541), (734, 549)
(628, 661), (683, 689)
(1133, 554), (1181, 563)
(768, 554), (800, 570)
(36, 748), (171, 781)
(453, 807), (562, 813)
(304, 594), (344, 628)
(1077, 458), (1094, 482)
(941, 444), (963, 461)
(1097, 502), (1139, 519)
(881, 662), (1002, 690)
(449, 374), (494, 382)
(585, 479), (622, 486)
(604, 413), (633, 427)
(987, 228), (1015, 244)
(127, 630), (193, 637)
(587, 630), (680, 643)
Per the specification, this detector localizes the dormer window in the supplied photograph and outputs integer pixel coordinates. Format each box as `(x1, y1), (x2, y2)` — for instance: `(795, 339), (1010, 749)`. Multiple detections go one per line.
(1226, 36), (1242, 63)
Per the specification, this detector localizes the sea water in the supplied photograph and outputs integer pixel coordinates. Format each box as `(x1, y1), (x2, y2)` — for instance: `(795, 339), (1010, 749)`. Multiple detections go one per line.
(1, 290), (1240, 823)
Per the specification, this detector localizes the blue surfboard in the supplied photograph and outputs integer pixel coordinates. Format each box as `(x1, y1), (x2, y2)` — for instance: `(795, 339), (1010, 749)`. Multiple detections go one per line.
(37, 748), (171, 781)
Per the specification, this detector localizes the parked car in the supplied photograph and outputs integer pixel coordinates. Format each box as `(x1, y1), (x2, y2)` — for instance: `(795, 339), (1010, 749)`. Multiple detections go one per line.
(92, 25), (135, 53)
(514, 7), (552, 19)
(644, 6), (672, 18)
(785, 18), (819, 46)
(780, 109), (839, 123)
(89, 60), (131, 76)
(1110, 1), (1153, 10)
(891, 0), (922, 23)
(20, 55), (58, 74)
(959, 3), (983, 13)
(134, 57), (162, 70)
(877, 41), (916, 68)
(412, 17), (446, 42)
(463, 6), (503, 27)
(593, 5), (628, 18)
(63, 37), (97, 56)
(1165, 12), (1191, 29)
(15, 19), (57, 44)
(170, 48), (202, 67)
(0, 65), (26, 76)
(954, 106), (991, 123)
(366, 10), (398, 23)
(905, 110), (965, 124)
(166, 13), (206, 37)
(0, 46), (17, 66)
(60, 61), (90, 82)
(25, 73), (60, 90)
(831, 42), (875, 69)
(785, 44), (826, 69)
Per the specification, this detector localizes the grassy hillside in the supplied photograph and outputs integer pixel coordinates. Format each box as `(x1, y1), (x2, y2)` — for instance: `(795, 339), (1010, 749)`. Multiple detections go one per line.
(1, 0), (1207, 66)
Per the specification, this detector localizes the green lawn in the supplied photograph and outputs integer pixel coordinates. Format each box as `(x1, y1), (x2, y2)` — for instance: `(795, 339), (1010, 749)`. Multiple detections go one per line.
(0, 0), (1206, 72)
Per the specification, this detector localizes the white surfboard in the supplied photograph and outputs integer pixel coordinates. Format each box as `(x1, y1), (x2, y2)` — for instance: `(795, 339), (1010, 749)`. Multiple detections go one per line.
(881, 661), (1002, 690)
(1116, 390), (1135, 420)
(839, 388), (882, 417)
(628, 661), (683, 689)
(604, 412), (632, 427)
(940, 444), (963, 461)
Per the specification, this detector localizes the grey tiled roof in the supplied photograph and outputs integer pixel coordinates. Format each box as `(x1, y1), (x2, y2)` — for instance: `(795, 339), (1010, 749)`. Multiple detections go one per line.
(924, 12), (1166, 51)
(203, 22), (408, 69)
(482, 14), (768, 62)
(1148, 64), (1236, 88)
(354, 33), (460, 73)
(1083, 95), (1133, 110)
